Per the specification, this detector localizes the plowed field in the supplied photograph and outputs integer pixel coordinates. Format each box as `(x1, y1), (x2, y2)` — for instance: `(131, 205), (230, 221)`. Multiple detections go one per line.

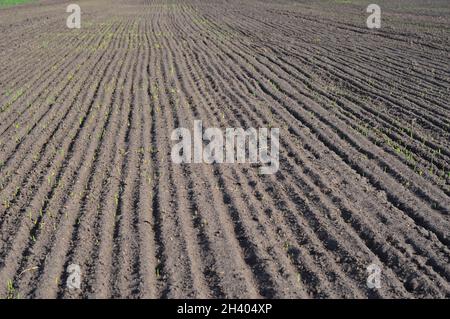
(0, 0), (449, 298)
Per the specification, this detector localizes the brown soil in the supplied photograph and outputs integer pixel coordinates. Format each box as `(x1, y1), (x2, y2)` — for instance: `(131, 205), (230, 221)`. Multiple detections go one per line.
(0, 0), (449, 298)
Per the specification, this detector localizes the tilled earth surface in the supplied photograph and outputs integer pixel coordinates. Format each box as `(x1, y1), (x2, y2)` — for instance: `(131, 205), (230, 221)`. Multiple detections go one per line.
(0, 0), (449, 298)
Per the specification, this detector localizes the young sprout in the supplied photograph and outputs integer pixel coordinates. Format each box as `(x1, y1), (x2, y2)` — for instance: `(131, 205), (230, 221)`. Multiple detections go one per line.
(6, 279), (17, 299)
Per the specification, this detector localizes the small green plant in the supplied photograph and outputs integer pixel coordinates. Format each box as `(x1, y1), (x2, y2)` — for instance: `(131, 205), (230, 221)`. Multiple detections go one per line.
(114, 193), (119, 206)
(47, 171), (55, 186)
(3, 199), (10, 209)
(6, 279), (19, 299)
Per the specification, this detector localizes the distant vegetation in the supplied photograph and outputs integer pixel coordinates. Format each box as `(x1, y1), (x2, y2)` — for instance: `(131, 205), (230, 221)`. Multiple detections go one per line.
(0, 0), (34, 7)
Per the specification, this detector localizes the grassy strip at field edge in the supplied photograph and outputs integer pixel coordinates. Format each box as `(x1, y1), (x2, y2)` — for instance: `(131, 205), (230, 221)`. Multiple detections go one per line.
(0, 0), (34, 8)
